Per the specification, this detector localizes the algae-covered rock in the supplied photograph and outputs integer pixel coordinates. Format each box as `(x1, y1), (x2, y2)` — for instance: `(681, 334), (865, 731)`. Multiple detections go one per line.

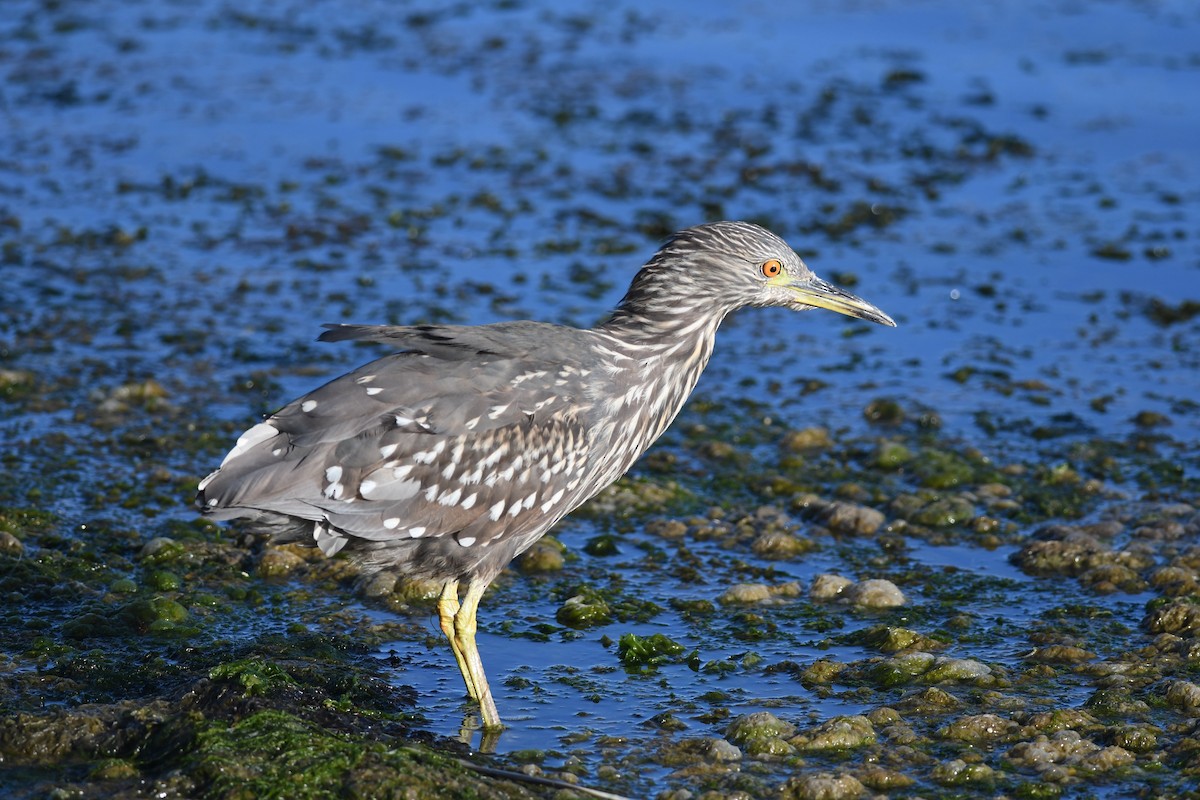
(751, 530), (813, 559)
(855, 625), (943, 653)
(1144, 599), (1200, 636)
(874, 441), (913, 469)
(911, 496), (975, 527)
(896, 687), (963, 714)
(1005, 730), (1099, 770)
(931, 758), (994, 786)
(781, 426), (833, 451)
(790, 715), (875, 750)
(938, 713), (1017, 745)
(1026, 644), (1094, 663)
(361, 571), (398, 598)
(1164, 680), (1200, 711)
(857, 766), (915, 791)
(725, 711), (796, 744)
(258, 547), (305, 578)
(516, 539), (565, 573)
(925, 657), (992, 683)
(139, 537), (186, 565)
(781, 771), (866, 800)
(556, 594), (612, 629)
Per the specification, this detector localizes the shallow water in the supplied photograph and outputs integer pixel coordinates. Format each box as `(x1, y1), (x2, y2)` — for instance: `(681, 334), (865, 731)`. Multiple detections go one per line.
(2, 0), (1198, 798)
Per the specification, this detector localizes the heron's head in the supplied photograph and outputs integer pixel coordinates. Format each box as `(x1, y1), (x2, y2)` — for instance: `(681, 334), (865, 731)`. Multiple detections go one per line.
(622, 220), (895, 328)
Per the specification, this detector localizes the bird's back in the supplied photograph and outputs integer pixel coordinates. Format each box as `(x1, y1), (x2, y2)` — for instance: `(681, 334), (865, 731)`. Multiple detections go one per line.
(198, 321), (609, 577)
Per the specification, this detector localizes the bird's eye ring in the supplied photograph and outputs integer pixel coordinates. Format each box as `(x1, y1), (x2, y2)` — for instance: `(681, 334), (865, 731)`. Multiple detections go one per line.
(761, 259), (783, 278)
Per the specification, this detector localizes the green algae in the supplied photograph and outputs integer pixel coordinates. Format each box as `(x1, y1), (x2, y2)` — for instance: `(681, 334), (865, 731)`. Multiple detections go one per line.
(616, 632), (689, 672)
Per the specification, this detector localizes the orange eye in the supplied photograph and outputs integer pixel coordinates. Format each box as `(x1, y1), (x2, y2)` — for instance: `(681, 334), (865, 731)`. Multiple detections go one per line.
(761, 259), (783, 278)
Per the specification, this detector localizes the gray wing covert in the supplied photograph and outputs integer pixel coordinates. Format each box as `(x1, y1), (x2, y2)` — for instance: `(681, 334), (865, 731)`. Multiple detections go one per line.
(198, 323), (594, 555)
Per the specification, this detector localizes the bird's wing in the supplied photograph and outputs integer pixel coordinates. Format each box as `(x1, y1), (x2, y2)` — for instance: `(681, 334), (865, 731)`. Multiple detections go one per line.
(197, 323), (593, 553)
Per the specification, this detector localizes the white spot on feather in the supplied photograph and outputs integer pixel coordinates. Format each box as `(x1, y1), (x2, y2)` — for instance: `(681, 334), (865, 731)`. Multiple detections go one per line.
(380, 443), (398, 458)
(540, 488), (565, 513)
(220, 422), (279, 467)
(457, 536), (476, 547)
(488, 403), (510, 419)
(409, 527), (427, 538)
(461, 492), (477, 509)
(412, 441), (446, 464)
(383, 517), (401, 529)
(301, 400), (318, 412)
(438, 488), (462, 506)
(355, 374), (376, 384)
(365, 387), (383, 396)
(488, 501), (505, 521)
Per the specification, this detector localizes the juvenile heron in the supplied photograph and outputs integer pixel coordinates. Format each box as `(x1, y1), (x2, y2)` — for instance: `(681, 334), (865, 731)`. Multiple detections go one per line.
(198, 220), (895, 730)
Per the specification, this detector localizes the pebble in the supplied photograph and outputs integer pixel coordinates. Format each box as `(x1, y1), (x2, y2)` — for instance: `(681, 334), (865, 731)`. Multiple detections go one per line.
(824, 502), (885, 535)
(717, 583), (772, 605)
(0, 531), (23, 556)
(361, 571), (398, 598)
(809, 573), (852, 600)
(1165, 680), (1200, 710)
(845, 578), (906, 608)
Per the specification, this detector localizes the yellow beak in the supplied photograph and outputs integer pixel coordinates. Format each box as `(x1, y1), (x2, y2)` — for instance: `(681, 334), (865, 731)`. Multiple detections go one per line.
(786, 276), (896, 327)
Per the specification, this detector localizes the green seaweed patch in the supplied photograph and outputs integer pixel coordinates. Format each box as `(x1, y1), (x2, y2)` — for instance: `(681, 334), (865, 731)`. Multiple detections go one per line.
(210, 659), (299, 697)
(187, 710), (509, 800)
(617, 632), (692, 673)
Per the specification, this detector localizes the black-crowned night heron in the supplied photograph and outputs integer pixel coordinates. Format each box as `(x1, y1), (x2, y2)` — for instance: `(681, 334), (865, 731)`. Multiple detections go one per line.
(198, 221), (895, 730)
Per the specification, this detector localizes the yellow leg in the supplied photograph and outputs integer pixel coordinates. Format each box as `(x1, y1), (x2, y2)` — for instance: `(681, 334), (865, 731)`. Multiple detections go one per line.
(437, 580), (480, 701)
(454, 577), (502, 730)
